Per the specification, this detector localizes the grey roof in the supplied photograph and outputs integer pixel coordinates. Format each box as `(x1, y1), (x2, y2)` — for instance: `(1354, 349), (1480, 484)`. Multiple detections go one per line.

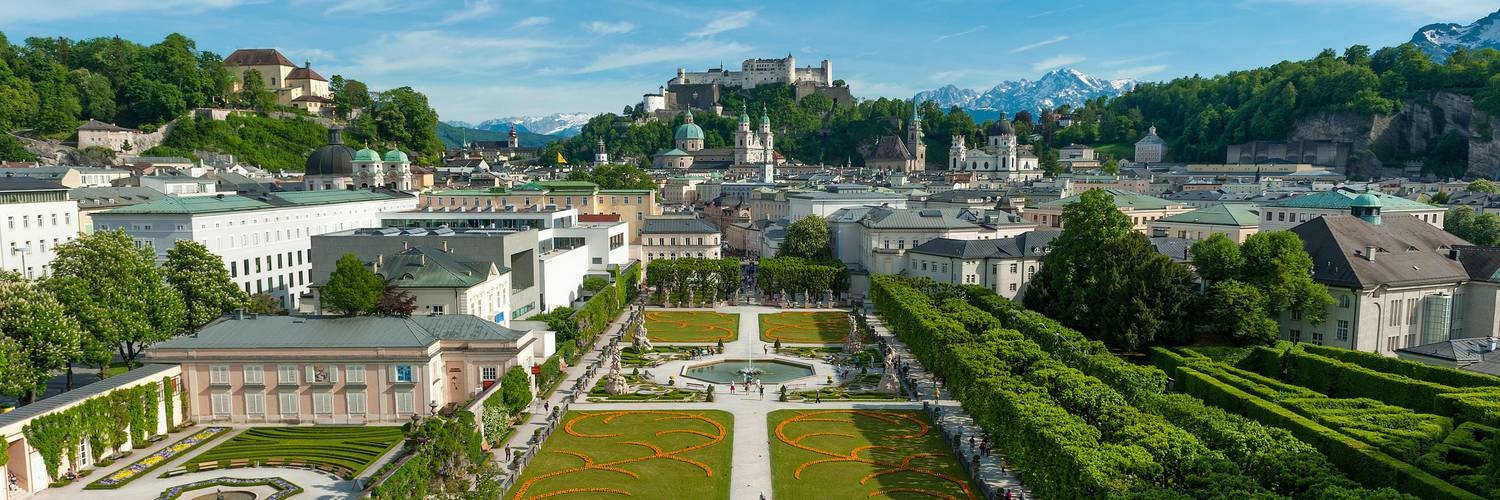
(373, 247), (505, 288)
(859, 207), (994, 230)
(1291, 214), (1470, 289)
(1454, 245), (1500, 283)
(922, 189), (1009, 204)
(70, 186), (164, 209)
(641, 217), (719, 234)
(786, 191), (905, 201)
(1151, 236), (1195, 262)
(0, 177), (68, 192)
(77, 119), (137, 132)
(151, 314), (529, 350)
(0, 364), (176, 429)
(909, 230), (1061, 259)
(1398, 338), (1500, 377)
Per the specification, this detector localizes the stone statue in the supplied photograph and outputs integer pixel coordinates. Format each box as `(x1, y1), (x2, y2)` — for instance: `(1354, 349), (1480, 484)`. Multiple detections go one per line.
(825, 289), (835, 308)
(633, 322), (653, 352)
(877, 349), (901, 394)
(605, 344), (630, 395)
(844, 321), (863, 354)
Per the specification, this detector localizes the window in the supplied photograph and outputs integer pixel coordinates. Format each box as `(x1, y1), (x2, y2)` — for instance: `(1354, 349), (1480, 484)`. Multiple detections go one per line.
(1009, 283), (1018, 291)
(278, 365), (298, 384)
(230, 261), (238, 277)
(1010, 263), (1018, 273)
(212, 392), (231, 416)
(395, 391), (415, 414)
(347, 391), (367, 415)
(1339, 295), (1351, 308)
(1289, 329), (1302, 342)
(429, 304), (445, 314)
(481, 367), (498, 381)
(245, 392), (265, 415)
(1387, 336), (1400, 352)
(313, 392), (333, 415)
(346, 365), (365, 384)
(1290, 310), (1302, 321)
(210, 365), (230, 385)
(394, 365), (414, 382)
(279, 392), (299, 415)
(1389, 300), (1401, 326)
(1311, 331), (1324, 344)
(1336, 320), (1349, 341)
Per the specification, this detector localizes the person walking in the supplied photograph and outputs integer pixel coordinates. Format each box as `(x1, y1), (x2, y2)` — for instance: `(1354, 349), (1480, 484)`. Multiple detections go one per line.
(730, 382), (736, 395)
(759, 384), (765, 399)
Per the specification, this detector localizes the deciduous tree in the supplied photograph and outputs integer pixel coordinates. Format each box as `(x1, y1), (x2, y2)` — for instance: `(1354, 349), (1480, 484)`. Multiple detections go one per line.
(778, 215), (831, 259)
(46, 230), (185, 374)
(1240, 231), (1333, 323)
(1189, 233), (1243, 284)
(0, 272), (83, 402)
(163, 240), (248, 329)
(321, 253), (383, 315)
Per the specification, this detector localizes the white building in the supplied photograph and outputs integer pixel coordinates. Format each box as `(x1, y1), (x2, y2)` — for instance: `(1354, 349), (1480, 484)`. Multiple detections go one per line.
(786, 191), (908, 220)
(906, 230), (1060, 300)
(312, 246), (514, 326)
(1260, 188), (1445, 231)
(0, 178), (79, 279)
(673, 55), (831, 89)
(640, 217), (721, 266)
(1134, 126), (1166, 163)
(91, 190), (418, 310)
(948, 114), (1042, 181)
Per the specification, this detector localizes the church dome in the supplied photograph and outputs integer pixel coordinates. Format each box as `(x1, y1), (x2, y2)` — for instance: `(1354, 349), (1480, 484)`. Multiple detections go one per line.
(987, 113), (1015, 136)
(383, 150), (410, 163)
(675, 122), (705, 141)
(353, 148), (381, 162)
(305, 128), (355, 176)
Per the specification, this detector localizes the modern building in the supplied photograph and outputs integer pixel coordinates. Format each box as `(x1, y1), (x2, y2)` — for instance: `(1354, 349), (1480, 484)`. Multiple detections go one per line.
(948, 114), (1042, 181)
(1148, 203), (1261, 243)
(640, 216), (721, 265)
(1025, 188), (1193, 232)
(91, 190), (418, 309)
(1260, 188), (1445, 231)
(143, 313), (550, 424)
(906, 230), (1060, 300)
(419, 181), (659, 242)
(1133, 126), (1167, 163)
(0, 177), (78, 279)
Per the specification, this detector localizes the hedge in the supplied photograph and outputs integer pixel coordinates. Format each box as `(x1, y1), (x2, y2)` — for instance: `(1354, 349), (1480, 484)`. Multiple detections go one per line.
(1278, 345), (1500, 428)
(756, 256), (848, 295)
(1300, 344), (1500, 389)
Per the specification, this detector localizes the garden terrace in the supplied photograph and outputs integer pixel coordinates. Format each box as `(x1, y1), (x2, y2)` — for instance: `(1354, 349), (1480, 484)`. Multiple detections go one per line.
(507, 410), (733, 500)
(769, 409), (975, 499)
(180, 426), (404, 479)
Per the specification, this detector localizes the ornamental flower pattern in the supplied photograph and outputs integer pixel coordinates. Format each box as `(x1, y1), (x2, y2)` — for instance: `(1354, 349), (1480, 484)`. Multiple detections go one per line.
(155, 476), (302, 500)
(89, 427), (229, 489)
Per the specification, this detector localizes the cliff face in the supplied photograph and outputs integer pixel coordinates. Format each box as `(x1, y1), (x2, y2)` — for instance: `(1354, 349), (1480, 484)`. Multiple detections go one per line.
(1290, 92), (1500, 179)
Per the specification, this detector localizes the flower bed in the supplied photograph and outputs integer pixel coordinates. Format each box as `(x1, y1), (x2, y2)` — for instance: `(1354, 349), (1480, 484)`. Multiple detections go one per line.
(155, 476), (302, 500)
(86, 426), (230, 490)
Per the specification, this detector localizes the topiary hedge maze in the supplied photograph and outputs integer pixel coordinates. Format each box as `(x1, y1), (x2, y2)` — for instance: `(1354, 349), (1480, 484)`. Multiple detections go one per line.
(183, 426), (404, 479)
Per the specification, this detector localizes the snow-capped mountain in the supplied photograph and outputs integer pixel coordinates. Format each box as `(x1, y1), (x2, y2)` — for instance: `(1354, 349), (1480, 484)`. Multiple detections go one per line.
(915, 68), (1135, 115)
(1411, 9), (1500, 60)
(447, 113), (597, 137)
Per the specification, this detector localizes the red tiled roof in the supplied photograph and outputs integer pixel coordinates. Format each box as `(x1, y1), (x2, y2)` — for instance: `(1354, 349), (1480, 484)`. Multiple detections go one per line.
(287, 65), (328, 82)
(224, 49), (296, 67)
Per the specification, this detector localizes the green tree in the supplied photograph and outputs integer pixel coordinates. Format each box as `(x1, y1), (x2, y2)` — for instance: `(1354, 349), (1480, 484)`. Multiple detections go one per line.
(579, 163), (655, 190)
(235, 68), (277, 113)
(246, 293), (281, 314)
(117, 75), (186, 128)
(1445, 206), (1500, 245)
(0, 272), (84, 402)
(500, 367), (531, 413)
(1469, 179), (1499, 194)
(1189, 233), (1243, 284)
(1203, 280), (1279, 346)
(320, 253), (383, 315)
(1240, 231), (1334, 323)
(1430, 191), (1451, 205)
(46, 230), (186, 373)
(163, 240), (248, 329)
(353, 86), (442, 160)
(778, 215), (831, 259)
(330, 75), (371, 120)
(0, 134), (36, 162)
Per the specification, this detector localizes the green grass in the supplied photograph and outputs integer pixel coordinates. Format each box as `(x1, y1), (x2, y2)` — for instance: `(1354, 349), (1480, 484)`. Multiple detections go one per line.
(621, 345), (701, 367)
(769, 409), (977, 499)
(759, 312), (852, 344)
(508, 410), (734, 500)
(645, 311), (739, 343)
(587, 375), (706, 403)
(183, 426), (404, 479)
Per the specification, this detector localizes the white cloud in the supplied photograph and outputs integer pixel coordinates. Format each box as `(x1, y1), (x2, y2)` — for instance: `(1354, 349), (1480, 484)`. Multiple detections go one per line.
(934, 25), (986, 43)
(584, 20), (636, 35)
(688, 10), (755, 37)
(1009, 36), (1069, 54)
(574, 41), (752, 74)
(1101, 51), (1174, 68)
(429, 0), (496, 27)
(339, 30), (560, 76)
(514, 16), (552, 28)
(324, 0), (399, 15)
(0, 0), (255, 24)
(1243, 0), (1495, 21)
(1032, 54), (1086, 72)
(1111, 64), (1169, 80)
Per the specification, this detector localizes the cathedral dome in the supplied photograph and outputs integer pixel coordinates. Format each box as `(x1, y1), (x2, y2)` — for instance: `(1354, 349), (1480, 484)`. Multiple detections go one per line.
(674, 122), (705, 141)
(383, 150), (410, 163)
(305, 128), (355, 176)
(987, 113), (1015, 136)
(353, 148), (381, 162)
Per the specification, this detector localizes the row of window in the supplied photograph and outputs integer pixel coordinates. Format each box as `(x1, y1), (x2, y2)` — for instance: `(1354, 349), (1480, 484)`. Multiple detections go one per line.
(208, 363), (432, 386)
(231, 249), (311, 278)
(646, 236), (717, 246)
(5, 212), (72, 229)
(431, 195), (649, 208)
(210, 389), (405, 417)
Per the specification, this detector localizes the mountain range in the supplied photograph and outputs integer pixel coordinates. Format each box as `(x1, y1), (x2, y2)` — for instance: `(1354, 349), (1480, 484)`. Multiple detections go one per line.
(1411, 8), (1500, 60)
(914, 67), (1135, 121)
(435, 122), (559, 149)
(445, 112), (597, 137)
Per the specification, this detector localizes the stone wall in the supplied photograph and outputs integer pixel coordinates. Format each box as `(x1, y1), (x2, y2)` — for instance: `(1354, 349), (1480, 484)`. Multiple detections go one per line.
(1290, 92), (1500, 179)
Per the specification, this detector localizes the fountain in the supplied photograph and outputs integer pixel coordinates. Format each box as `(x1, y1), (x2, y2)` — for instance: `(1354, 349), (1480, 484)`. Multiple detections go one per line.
(683, 359), (814, 384)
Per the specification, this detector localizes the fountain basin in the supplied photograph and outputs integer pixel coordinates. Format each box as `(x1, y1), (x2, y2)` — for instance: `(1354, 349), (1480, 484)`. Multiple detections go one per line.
(681, 358), (815, 384)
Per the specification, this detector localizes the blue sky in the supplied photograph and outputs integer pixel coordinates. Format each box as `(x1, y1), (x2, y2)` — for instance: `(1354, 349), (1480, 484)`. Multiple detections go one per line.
(0, 0), (1495, 123)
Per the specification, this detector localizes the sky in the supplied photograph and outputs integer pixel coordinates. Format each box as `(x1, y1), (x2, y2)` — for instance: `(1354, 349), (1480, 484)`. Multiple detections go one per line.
(0, 0), (1495, 123)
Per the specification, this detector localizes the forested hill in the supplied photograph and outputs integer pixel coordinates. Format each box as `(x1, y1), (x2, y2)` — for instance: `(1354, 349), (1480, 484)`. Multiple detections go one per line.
(0, 32), (443, 168)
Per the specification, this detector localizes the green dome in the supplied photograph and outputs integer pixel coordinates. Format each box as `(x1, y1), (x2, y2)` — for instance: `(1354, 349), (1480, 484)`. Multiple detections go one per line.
(1351, 192), (1382, 208)
(383, 150), (409, 163)
(674, 122), (705, 141)
(353, 148), (381, 162)
(759, 111), (770, 126)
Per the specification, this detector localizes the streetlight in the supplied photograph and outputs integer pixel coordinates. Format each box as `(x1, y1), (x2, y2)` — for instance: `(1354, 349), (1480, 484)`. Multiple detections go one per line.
(10, 244), (30, 279)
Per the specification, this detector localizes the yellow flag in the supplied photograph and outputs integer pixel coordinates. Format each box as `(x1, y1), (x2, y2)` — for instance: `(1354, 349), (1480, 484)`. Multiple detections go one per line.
(556, 152), (568, 164)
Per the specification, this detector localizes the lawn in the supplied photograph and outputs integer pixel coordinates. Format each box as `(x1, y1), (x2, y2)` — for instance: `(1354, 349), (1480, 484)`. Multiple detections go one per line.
(509, 410), (734, 500)
(645, 310), (739, 342)
(760, 312), (852, 344)
(769, 409), (977, 500)
(181, 426), (404, 479)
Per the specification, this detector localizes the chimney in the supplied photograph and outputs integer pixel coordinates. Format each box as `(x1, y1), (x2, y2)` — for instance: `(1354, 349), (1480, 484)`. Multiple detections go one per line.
(233, 308), (246, 320)
(441, 240), (449, 253)
(402, 240), (409, 250)
(1365, 246), (1377, 262)
(420, 254), (427, 265)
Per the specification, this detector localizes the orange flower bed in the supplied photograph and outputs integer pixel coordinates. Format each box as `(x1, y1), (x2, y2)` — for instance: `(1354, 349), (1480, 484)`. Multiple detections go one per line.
(509, 410), (732, 500)
(772, 410), (975, 500)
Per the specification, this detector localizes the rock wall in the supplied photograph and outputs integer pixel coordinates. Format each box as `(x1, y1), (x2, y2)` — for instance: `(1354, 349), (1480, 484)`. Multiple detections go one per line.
(1290, 92), (1500, 179)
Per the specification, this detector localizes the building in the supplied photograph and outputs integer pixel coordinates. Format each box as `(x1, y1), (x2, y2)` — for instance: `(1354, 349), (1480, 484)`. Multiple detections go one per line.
(418, 181), (660, 243)
(1227, 140), (1351, 168)
(1260, 188), (1445, 231)
(76, 119), (166, 153)
(1134, 126), (1166, 163)
(91, 190), (418, 310)
(653, 108), (780, 173)
(303, 128), (414, 191)
(835, 206), (1036, 277)
(70, 186), (164, 233)
(865, 112), (926, 172)
(672, 55), (831, 89)
(142, 313), (550, 424)
(640, 216), (721, 265)
(786, 190), (907, 220)
(1396, 337), (1500, 377)
(312, 246), (513, 324)
(0, 166), (131, 188)
(1058, 144), (1100, 171)
(906, 230), (1060, 299)
(1278, 196), (1492, 356)
(0, 177), (78, 278)
(1148, 203), (1261, 243)
(948, 114), (1042, 181)
(1025, 188), (1193, 232)
(223, 49), (333, 114)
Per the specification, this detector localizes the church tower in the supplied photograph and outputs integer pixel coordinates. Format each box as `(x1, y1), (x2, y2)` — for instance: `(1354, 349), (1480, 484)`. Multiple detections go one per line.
(950, 135), (966, 170)
(758, 107), (774, 164)
(594, 140), (609, 165)
(507, 125), (520, 149)
(907, 109), (926, 172)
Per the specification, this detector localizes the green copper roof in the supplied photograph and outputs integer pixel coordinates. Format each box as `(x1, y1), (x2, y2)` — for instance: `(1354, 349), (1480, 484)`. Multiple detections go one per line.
(1038, 188), (1181, 210)
(513, 181), (547, 191)
(538, 180), (599, 193)
(674, 122), (704, 141)
(383, 150), (410, 163)
(353, 148), (381, 162)
(102, 195), (272, 214)
(1267, 189), (1429, 211)
(659, 148), (690, 156)
(1156, 203), (1261, 226)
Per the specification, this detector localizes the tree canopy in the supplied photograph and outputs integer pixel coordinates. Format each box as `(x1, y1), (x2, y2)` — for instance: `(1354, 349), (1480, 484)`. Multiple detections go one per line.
(321, 253), (383, 315)
(1188, 230), (1333, 345)
(778, 215), (832, 259)
(163, 240), (248, 329)
(1445, 206), (1500, 246)
(0, 272), (83, 401)
(565, 163), (655, 190)
(45, 230), (186, 371)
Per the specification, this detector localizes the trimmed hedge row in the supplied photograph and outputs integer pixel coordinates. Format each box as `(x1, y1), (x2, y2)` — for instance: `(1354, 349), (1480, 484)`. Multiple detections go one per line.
(1157, 349), (1481, 500)
(1273, 345), (1500, 429)
(1301, 344), (1500, 389)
